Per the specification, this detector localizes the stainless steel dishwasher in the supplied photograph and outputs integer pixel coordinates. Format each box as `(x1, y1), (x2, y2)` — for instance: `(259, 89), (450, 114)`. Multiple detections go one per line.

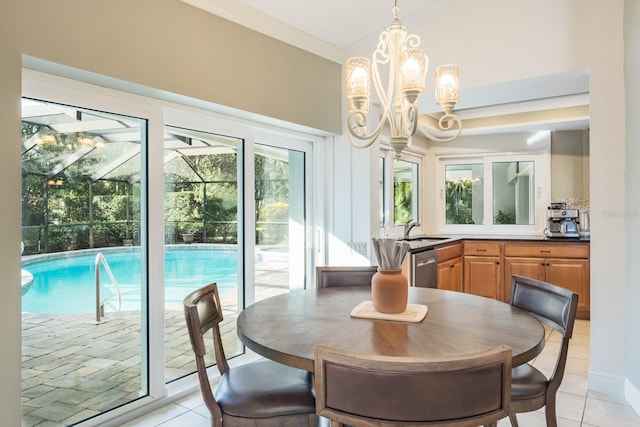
(411, 247), (438, 287)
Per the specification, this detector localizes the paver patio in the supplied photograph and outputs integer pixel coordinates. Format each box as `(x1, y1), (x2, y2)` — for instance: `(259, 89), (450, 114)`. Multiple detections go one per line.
(22, 269), (290, 426)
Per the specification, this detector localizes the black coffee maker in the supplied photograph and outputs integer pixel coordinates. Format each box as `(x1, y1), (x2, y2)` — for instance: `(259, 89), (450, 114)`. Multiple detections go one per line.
(546, 202), (579, 238)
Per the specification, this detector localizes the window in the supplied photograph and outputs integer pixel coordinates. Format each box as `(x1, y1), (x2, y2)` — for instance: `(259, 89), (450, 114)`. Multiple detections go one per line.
(445, 163), (483, 225)
(393, 159), (419, 225)
(254, 142), (310, 294)
(379, 150), (421, 235)
(492, 161), (534, 225)
(437, 154), (548, 234)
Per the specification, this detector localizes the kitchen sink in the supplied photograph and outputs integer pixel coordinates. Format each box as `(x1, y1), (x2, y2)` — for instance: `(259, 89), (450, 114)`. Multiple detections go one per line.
(398, 236), (452, 252)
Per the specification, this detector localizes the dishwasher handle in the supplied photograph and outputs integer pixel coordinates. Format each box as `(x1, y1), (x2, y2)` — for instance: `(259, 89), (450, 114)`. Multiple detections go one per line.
(417, 258), (436, 268)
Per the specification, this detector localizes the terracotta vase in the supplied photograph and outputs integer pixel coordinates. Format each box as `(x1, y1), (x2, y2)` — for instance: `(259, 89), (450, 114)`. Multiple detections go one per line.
(371, 268), (409, 314)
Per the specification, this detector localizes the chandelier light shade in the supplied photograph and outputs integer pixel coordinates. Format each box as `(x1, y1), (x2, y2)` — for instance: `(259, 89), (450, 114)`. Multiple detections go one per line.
(346, 1), (463, 158)
(400, 48), (427, 98)
(346, 57), (371, 112)
(435, 65), (460, 109)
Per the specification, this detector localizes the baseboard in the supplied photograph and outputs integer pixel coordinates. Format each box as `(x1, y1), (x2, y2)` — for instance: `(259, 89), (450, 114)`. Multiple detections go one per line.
(589, 370), (626, 398)
(626, 379), (640, 417)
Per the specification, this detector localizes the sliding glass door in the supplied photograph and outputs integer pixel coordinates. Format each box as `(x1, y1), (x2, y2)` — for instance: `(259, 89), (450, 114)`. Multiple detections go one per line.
(254, 143), (308, 301)
(163, 125), (243, 382)
(161, 121), (314, 382)
(21, 71), (317, 425)
(21, 98), (148, 425)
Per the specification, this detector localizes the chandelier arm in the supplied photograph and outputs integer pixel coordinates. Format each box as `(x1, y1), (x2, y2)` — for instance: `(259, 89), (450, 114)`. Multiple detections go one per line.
(418, 113), (463, 143)
(438, 112), (462, 131)
(347, 109), (387, 144)
(405, 34), (421, 49)
(405, 103), (419, 136)
(372, 36), (402, 138)
(371, 47), (393, 116)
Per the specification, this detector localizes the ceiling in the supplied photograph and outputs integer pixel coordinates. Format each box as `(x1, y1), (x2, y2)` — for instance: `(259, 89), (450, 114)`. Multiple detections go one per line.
(181, 0), (458, 61)
(181, 0), (590, 137)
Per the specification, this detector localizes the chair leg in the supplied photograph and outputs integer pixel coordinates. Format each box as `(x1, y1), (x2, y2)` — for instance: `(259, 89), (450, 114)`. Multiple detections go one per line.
(509, 412), (519, 427)
(545, 398), (558, 427)
(484, 422), (497, 427)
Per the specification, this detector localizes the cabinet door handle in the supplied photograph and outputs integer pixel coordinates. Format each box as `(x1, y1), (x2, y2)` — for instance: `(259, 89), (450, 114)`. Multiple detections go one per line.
(541, 263), (546, 266)
(540, 250), (551, 253)
(476, 249), (486, 252)
(496, 262), (500, 265)
(450, 264), (455, 268)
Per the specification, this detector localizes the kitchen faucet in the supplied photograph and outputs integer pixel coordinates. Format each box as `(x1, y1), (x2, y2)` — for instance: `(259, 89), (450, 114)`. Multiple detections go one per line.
(403, 220), (420, 239)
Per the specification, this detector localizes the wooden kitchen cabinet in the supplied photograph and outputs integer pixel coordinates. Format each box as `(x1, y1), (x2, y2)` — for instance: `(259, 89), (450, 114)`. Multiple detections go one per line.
(504, 242), (590, 319)
(463, 241), (504, 300)
(437, 242), (463, 292)
(503, 257), (545, 281)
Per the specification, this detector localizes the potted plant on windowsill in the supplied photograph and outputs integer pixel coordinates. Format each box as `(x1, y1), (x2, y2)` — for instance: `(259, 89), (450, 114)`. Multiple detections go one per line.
(494, 209), (515, 224)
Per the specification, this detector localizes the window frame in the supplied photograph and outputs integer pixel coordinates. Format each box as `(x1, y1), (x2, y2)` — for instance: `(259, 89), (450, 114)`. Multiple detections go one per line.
(435, 152), (550, 235)
(22, 69), (164, 407)
(379, 149), (423, 237)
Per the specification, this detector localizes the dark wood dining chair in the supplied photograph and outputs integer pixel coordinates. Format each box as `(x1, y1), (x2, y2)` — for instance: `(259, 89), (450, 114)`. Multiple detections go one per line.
(314, 344), (512, 427)
(507, 275), (579, 427)
(184, 283), (318, 427)
(315, 266), (378, 288)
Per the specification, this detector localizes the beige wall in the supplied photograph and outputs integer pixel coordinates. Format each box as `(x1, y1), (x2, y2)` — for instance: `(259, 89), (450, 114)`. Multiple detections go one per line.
(0, 36), (22, 427)
(9, 0), (341, 135)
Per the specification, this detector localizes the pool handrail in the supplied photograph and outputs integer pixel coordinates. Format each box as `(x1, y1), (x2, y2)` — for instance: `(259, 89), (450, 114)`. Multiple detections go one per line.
(95, 253), (122, 323)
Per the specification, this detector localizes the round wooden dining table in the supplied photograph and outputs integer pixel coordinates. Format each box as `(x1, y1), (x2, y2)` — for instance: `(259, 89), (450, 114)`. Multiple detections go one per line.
(237, 286), (545, 372)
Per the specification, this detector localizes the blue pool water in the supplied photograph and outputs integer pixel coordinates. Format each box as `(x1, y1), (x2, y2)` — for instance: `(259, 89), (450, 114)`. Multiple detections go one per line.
(21, 246), (238, 314)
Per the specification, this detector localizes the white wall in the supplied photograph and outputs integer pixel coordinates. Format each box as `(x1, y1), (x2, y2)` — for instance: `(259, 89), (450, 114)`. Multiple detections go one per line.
(585, 0), (628, 400)
(624, 0), (640, 406)
(412, 1), (594, 96)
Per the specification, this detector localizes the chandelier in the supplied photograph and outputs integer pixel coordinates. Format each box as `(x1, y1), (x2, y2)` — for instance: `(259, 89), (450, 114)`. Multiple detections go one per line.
(346, 1), (462, 158)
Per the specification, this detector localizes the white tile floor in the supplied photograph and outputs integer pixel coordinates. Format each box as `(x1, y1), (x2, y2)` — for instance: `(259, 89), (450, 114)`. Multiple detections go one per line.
(123, 320), (640, 427)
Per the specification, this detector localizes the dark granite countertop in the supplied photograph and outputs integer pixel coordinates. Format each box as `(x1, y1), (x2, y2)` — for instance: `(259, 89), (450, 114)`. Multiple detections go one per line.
(401, 233), (590, 252)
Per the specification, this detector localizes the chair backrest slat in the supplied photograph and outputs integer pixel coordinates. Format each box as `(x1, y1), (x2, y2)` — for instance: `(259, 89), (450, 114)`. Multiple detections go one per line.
(508, 274), (579, 397)
(316, 266), (378, 288)
(509, 275), (579, 338)
(315, 345), (512, 427)
(183, 282), (229, 374)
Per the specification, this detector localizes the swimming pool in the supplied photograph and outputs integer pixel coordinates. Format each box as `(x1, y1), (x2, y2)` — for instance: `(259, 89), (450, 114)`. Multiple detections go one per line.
(21, 245), (238, 314)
